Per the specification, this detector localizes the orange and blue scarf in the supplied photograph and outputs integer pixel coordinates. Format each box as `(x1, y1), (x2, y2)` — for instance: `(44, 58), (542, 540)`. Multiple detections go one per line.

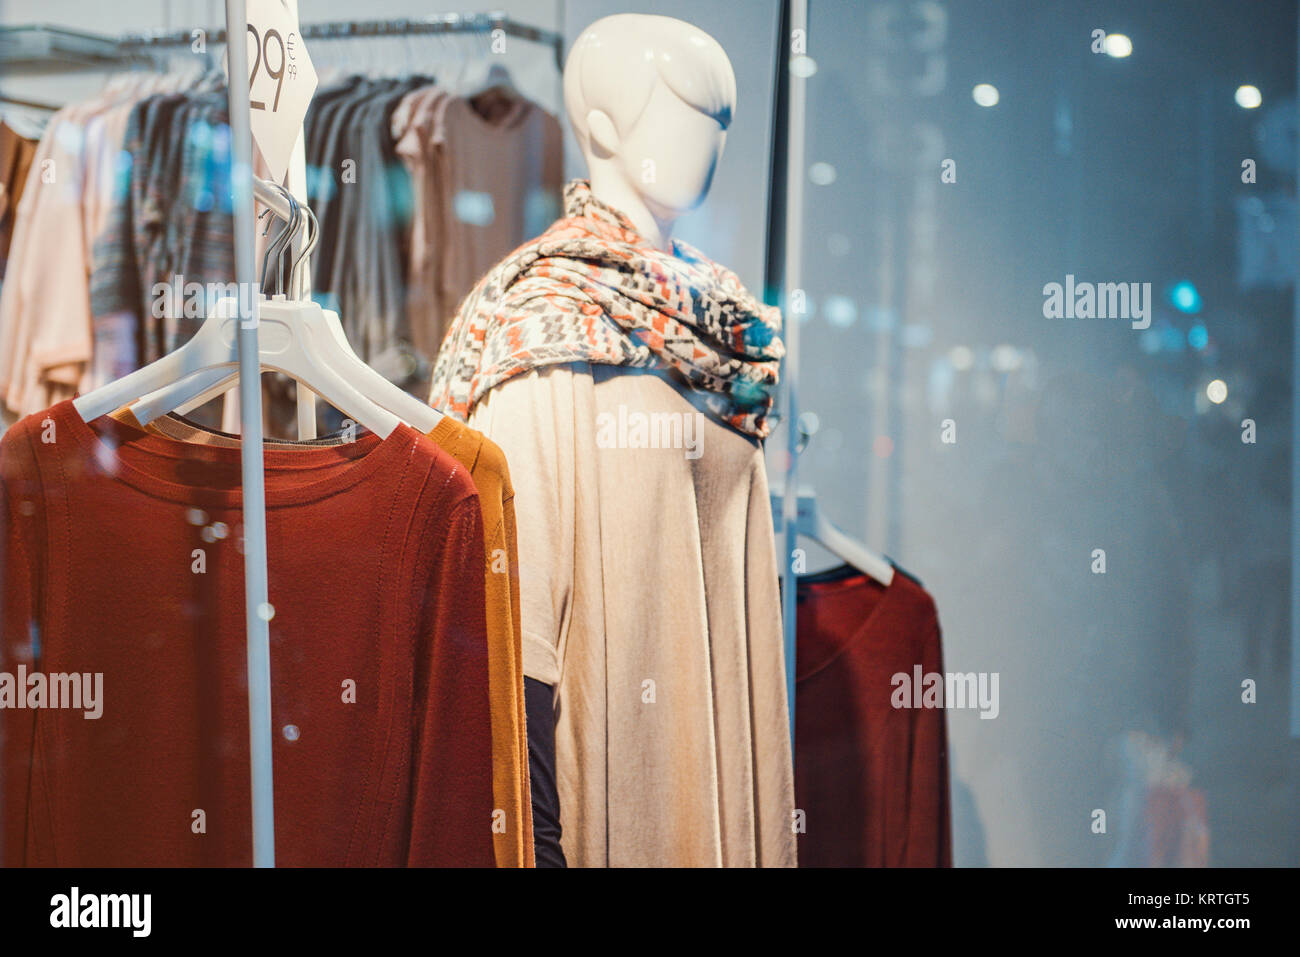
(428, 180), (784, 438)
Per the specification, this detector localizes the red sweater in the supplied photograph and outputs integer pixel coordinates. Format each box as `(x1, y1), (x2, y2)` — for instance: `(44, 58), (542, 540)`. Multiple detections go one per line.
(0, 400), (494, 867)
(795, 565), (952, 867)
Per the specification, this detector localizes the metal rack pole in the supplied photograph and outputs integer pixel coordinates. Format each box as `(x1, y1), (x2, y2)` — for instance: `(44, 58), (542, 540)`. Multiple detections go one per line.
(0, 93), (60, 111)
(780, 0), (809, 745)
(117, 12), (564, 68)
(1, 16), (565, 70)
(284, 0), (317, 439)
(224, 0), (276, 868)
(1293, 6), (1300, 740)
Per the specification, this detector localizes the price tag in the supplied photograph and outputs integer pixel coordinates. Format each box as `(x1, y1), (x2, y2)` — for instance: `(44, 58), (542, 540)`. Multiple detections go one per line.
(231, 0), (318, 182)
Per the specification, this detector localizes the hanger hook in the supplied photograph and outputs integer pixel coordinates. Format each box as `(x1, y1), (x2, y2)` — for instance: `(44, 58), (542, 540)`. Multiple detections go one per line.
(290, 202), (319, 298)
(258, 186), (296, 293)
(279, 189), (302, 297)
(258, 207), (290, 292)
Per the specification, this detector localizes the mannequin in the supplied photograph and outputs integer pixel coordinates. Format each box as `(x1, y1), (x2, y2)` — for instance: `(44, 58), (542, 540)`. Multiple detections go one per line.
(565, 14), (735, 252)
(430, 14), (794, 868)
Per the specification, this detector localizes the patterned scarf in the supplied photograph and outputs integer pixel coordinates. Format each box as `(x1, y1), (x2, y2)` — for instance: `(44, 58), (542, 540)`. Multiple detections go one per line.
(428, 180), (784, 437)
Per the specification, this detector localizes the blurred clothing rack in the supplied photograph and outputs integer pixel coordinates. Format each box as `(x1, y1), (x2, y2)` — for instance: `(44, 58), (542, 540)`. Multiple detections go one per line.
(0, 13), (565, 72)
(0, 93), (60, 112)
(122, 13), (565, 68)
(0, 23), (143, 68)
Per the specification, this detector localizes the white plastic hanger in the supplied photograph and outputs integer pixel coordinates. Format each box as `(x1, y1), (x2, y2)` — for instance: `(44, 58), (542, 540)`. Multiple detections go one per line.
(122, 182), (444, 436)
(771, 485), (895, 586)
(73, 183), (428, 438)
(74, 294), (401, 437)
(132, 303), (444, 435)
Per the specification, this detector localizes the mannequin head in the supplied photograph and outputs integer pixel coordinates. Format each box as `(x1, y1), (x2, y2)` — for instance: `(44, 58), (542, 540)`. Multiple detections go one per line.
(564, 14), (737, 251)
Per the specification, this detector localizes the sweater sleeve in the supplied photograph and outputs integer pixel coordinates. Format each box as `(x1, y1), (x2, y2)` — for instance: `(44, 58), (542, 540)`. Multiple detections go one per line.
(407, 492), (496, 867)
(0, 427), (39, 867)
(467, 368), (577, 687)
(905, 612), (953, 867)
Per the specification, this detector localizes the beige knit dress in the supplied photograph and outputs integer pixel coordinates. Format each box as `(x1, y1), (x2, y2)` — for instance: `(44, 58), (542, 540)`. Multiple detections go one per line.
(468, 363), (797, 867)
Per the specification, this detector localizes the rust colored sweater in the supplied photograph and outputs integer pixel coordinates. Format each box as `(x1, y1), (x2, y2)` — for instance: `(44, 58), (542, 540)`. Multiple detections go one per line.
(0, 400), (495, 867)
(795, 565), (953, 868)
(114, 409), (535, 868)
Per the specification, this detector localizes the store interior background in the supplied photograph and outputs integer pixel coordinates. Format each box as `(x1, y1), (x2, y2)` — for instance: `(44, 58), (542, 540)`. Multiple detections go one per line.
(0, 0), (1295, 865)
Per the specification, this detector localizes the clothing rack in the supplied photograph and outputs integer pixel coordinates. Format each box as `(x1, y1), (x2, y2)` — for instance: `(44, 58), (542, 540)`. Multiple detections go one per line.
(1, 6), (568, 863)
(0, 93), (60, 112)
(118, 12), (565, 69)
(0, 0), (569, 865)
(0, 23), (139, 68)
(0, 13), (564, 82)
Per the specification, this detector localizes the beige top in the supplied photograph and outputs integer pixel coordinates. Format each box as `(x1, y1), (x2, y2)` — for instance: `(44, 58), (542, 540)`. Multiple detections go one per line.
(468, 364), (796, 867)
(0, 81), (214, 419)
(392, 88), (562, 364)
(0, 101), (98, 418)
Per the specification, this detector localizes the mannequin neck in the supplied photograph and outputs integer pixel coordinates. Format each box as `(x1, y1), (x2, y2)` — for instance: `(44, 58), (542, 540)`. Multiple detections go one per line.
(587, 167), (677, 253)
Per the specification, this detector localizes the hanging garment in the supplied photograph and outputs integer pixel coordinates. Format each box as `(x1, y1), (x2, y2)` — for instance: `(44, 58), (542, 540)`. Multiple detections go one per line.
(302, 76), (370, 310)
(337, 78), (423, 367)
(83, 87), (294, 435)
(425, 415), (533, 868)
(106, 406), (538, 869)
(794, 564), (953, 867)
(0, 400), (495, 867)
(390, 86), (453, 362)
(89, 90), (237, 374)
(392, 86), (562, 368)
(427, 179), (785, 438)
(0, 98), (114, 418)
(303, 77), (425, 378)
(70, 98), (139, 395)
(0, 80), (183, 420)
(467, 364), (796, 867)
(0, 119), (38, 276)
(0, 75), (209, 422)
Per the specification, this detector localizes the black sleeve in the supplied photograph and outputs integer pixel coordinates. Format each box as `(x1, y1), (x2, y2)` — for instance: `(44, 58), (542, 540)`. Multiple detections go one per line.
(525, 677), (566, 868)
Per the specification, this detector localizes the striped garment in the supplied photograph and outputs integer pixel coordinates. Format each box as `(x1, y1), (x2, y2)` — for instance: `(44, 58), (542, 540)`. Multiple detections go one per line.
(428, 179), (785, 438)
(89, 91), (235, 371)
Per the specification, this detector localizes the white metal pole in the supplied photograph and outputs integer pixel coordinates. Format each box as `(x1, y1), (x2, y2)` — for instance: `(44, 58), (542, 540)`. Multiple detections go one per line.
(781, 0), (809, 744)
(224, 0), (276, 867)
(283, 0), (317, 440)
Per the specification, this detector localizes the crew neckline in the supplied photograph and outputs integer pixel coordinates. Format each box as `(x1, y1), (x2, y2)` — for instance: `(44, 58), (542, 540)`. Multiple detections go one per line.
(57, 399), (418, 508)
(796, 563), (902, 680)
(450, 89), (532, 134)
